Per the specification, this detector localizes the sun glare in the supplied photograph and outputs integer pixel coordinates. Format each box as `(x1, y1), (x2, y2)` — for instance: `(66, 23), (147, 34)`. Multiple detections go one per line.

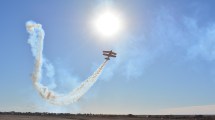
(93, 9), (123, 38)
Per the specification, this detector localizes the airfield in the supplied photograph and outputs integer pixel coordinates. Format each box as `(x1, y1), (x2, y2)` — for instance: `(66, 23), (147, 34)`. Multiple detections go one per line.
(0, 112), (214, 120)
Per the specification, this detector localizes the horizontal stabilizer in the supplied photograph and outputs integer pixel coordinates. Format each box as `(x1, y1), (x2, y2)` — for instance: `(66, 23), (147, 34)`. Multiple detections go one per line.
(109, 55), (116, 57)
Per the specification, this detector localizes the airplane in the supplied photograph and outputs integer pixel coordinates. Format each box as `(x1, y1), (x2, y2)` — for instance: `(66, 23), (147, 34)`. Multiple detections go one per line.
(103, 50), (117, 60)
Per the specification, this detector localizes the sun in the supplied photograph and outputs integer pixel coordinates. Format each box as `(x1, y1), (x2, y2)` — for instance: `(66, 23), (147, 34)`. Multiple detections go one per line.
(93, 9), (123, 38)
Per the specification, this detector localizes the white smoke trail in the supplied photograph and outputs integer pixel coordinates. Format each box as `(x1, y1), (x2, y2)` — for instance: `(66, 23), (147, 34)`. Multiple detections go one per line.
(26, 21), (107, 105)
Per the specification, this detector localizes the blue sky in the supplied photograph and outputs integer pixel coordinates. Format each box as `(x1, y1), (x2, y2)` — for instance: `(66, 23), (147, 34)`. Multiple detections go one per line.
(1, 0), (215, 114)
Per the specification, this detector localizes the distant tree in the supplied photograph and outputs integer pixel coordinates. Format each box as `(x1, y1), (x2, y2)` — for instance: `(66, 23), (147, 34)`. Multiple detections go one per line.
(127, 114), (135, 117)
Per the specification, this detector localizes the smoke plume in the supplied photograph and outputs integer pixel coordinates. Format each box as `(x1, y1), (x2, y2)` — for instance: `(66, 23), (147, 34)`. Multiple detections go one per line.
(26, 21), (107, 105)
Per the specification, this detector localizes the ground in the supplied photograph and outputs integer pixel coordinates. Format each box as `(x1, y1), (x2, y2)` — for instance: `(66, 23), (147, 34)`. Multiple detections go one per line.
(0, 113), (214, 120)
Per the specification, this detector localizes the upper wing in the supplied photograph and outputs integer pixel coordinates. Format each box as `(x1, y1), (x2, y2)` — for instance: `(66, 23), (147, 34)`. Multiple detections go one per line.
(103, 51), (111, 53)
